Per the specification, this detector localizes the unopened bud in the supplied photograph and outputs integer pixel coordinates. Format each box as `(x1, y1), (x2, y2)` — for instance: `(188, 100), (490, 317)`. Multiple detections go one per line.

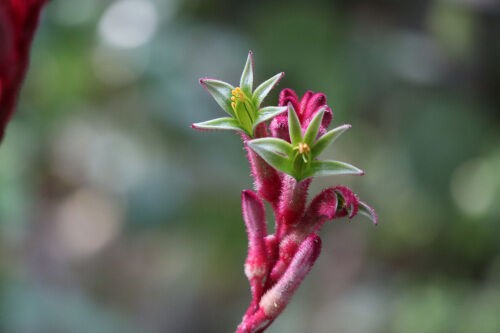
(259, 234), (321, 318)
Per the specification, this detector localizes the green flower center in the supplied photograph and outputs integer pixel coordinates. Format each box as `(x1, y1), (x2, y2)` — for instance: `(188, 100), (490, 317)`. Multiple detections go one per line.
(230, 87), (255, 135)
(294, 142), (311, 164)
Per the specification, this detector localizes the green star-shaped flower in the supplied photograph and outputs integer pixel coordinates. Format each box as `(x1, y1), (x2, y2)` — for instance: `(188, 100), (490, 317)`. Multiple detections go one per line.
(247, 104), (364, 181)
(193, 51), (287, 137)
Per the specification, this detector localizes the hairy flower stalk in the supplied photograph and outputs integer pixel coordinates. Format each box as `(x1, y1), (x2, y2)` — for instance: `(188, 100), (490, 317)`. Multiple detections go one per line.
(0, 0), (47, 142)
(244, 124), (282, 205)
(193, 52), (377, 332)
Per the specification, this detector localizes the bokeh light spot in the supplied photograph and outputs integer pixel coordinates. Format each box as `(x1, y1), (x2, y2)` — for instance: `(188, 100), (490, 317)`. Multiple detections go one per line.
(450, 157), (498, 218)
(53, 188), (123, 260)
(98, 0), (158, 49)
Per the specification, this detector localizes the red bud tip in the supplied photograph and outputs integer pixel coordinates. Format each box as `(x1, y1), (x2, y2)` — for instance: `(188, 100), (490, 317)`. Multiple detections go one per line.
(259, 234), (322, 318)
(242, 190), (267, 249)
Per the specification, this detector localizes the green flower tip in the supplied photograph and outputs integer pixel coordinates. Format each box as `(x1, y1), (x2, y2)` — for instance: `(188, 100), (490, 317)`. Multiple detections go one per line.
(194, 52), (285, 137)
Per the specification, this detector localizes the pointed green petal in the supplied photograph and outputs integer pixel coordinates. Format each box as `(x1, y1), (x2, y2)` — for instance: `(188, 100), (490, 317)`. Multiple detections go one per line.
(247, 138), (294, 175)
(199, 78), (235, 117)
(252, 72), (284, 108)
(192, 117), (243, 132)
(358, 201), (378, 225)
(240, 51), (254, 95)
(303, 108), (325, 146)
(312, 124), (352, 158)
(253, 106), (287, 129)
(288, 104), (302, 146)
(303, 160), (364, 179)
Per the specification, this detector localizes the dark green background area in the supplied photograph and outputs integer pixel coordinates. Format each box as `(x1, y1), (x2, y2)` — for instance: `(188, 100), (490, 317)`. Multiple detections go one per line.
(1, 0), (499, 332)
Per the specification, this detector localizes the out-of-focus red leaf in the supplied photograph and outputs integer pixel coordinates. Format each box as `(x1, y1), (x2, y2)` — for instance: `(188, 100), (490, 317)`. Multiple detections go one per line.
(0, 0), (47, 141)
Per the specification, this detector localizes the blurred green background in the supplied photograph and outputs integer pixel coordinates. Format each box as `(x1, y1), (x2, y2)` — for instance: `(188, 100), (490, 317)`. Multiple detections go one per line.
(1, 0), (499, 332)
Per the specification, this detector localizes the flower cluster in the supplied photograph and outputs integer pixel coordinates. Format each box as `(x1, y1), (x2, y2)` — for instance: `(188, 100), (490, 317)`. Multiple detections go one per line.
(0, 0), (47, 142)
(193, 51), (377, 333)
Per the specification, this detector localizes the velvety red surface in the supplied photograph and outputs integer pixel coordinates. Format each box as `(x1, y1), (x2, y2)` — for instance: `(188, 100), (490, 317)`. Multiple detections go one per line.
(0, 0), (46, 141)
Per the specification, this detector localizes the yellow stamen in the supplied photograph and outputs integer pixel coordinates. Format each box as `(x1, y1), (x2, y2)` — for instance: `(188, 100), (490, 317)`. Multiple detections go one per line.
(231, 87), (248, 112)
(293, 142), (311, 163)
(297, 142), (310, 155)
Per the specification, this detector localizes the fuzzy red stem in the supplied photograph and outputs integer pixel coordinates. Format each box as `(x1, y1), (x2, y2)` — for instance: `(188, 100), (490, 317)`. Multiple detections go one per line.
(276, 175), (311, 238)
(242, 125), (282, 205)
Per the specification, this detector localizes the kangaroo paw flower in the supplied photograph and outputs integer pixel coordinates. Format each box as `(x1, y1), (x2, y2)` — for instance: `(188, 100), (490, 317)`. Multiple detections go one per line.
(194, 52), (377, 333)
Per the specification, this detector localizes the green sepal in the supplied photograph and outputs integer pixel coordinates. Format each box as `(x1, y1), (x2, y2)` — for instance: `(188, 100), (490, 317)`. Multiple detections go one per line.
(247, 138), (294, 175)
(192, 117), (244, 132)
(312, 124), (351, 158)
(303, 108), (325, 146)
(200, 79), (235, 117)
(252, 72), (284, 109)
(358, 201), (378, 225)
(302, 160), (364, 179)
(288, 104), (303, 146)
(239, 51), (254, 95)
(232, 101), (255, 136)
(253, 106), (287, 130)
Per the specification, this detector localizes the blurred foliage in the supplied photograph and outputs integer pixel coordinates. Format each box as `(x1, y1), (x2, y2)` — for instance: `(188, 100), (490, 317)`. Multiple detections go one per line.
(0, 0), (499, 332)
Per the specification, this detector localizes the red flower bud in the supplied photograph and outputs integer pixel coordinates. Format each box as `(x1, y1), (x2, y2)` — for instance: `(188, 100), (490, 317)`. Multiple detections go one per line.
(242, 190), (269, 315)
(278, 88), (299, 114)
(269, 88), (333, 143)
(237, 234), (322, 333)
(269, 113), (289, 141)
(260, 234), (321, 318)
(300, 187), (339, 232)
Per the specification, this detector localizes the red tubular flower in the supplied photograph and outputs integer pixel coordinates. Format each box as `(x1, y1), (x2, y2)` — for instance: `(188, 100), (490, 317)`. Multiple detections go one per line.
(237, 234), (322, 333)
(302, 187), (339, 228)
(270, 88), (333, 141)
(260, 234), (321, 319)
(242, 190), (269, 316)
(0, 0), (47, 141)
